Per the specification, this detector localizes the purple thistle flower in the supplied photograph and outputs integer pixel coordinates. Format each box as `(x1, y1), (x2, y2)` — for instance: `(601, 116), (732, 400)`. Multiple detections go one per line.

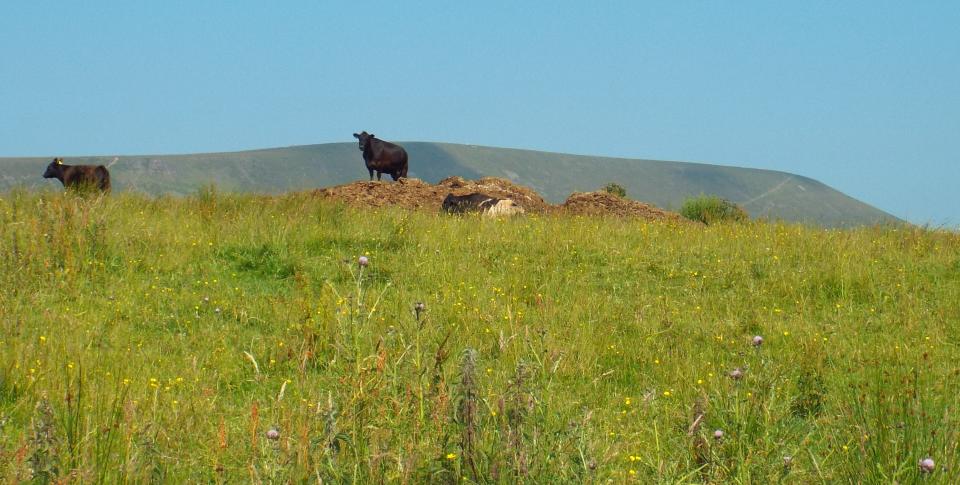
(919, 457), (935, 473)
(266, 427), (280, 441)
(358, 256), (369, 267)
(752, 335), (763, 347)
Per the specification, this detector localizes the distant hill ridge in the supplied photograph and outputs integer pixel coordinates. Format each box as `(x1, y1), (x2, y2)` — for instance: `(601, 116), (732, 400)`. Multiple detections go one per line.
(0, 142), (898, 227)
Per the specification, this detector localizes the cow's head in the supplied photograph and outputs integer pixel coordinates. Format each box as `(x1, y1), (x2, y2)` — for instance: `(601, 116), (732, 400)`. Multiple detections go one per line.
(43, 157), (64, 178)
(352, 131), (374, 150)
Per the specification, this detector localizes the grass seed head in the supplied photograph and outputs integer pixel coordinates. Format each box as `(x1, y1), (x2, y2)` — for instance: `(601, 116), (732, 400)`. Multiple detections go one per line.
(415, 301), (426, 319)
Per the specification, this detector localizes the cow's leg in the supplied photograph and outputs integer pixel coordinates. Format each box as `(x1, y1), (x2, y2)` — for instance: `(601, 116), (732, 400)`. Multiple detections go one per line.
(368, 169), (374, 181)
(390, 171), (400, 181)
(376, 171), (382, 181)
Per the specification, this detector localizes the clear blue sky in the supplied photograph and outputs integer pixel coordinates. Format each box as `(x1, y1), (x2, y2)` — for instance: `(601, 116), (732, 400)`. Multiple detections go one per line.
(2, 2), (958, 225)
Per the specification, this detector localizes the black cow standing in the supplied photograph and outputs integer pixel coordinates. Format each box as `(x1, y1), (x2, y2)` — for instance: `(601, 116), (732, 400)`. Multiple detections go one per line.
(43, 157), (111, 191)
(353, 131), (408, 181)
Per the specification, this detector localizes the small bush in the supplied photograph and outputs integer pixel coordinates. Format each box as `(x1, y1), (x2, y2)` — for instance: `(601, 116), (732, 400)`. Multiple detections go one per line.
(680, 195), (748, 224)
(602, 183), (626, 198)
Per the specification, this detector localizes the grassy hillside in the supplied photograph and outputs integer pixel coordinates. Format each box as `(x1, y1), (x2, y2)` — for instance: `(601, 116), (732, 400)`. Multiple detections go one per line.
(1, 142), (896, 227)
(0, 191), (957, 483)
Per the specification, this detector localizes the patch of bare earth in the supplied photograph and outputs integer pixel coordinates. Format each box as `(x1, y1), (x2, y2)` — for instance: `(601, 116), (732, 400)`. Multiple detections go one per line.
(559, 191), (687, 223)
(313, 177), (685, 222)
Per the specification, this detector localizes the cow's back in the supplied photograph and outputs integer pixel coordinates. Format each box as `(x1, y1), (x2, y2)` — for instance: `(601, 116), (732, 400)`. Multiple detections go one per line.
(365, 139), (408, 177)
(63, 165), (111, 191)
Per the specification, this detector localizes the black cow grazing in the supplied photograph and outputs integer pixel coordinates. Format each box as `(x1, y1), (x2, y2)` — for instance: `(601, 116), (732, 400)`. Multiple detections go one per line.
(352, 131), (408, 181)
(442, 192), (525, 217)
(42, 157), (111, 191)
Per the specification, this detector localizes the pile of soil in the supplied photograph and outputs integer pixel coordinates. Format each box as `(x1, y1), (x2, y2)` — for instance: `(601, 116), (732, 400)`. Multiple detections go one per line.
(314, 176), (550, 212)
(314, 177), (685, 222)
(559, 191), (687, 223)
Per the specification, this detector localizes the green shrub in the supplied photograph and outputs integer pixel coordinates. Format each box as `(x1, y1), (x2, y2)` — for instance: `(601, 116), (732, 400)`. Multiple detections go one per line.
(602, 183), (626, 198)
(680, 195), (749, 224)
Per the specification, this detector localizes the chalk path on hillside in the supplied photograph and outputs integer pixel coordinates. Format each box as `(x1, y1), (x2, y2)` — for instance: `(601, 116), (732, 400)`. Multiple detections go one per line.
(739, 176), (795, 207)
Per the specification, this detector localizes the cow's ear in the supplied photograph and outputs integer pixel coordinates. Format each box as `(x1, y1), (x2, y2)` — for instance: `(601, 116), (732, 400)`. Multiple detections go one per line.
(369, 134), (375, 138)
(353, 133), (360, 139)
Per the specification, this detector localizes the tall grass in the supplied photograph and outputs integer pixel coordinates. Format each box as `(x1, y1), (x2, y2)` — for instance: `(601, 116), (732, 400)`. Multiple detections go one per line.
(0, 189), (958, 483)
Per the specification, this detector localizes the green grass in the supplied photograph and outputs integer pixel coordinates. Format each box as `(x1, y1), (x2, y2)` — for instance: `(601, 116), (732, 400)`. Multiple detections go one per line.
(0, 189), (956, 483)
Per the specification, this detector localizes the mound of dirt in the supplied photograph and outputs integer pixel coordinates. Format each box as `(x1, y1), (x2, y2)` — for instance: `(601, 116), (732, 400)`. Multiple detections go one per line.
(315, 177), (550, 212)
(314, 177), (685, 222)
(560, 191), (687, 222)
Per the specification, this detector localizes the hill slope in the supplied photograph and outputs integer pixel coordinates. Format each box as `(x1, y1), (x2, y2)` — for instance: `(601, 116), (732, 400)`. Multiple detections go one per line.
(0, 142), (896, 226)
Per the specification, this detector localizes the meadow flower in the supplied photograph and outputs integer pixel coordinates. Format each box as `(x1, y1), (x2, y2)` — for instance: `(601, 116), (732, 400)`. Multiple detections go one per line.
(729, 368), (744, 380)
(266, 427), (280, 440)
(752, 335), (763, 346)
(919, 457), (935, 473)
(713, 429), (724, 440)
(446, 453), (457, 460)
(358, 256), (369, 267)
(783, 455), (793, 467)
